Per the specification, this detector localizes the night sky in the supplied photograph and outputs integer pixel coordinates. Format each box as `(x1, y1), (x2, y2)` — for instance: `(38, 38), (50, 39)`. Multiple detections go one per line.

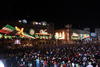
(0, 1), (100, 29)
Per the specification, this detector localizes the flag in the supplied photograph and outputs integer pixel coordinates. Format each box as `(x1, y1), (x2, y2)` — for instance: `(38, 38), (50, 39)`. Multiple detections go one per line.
(0, 24), (15, 34)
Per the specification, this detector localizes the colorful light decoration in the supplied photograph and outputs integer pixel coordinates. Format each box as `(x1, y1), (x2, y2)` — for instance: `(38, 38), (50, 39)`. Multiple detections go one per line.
(80, 34), (90, 39)
(91, 33), (97, 38)
(23, 33), (34, 39)
(39, 29), (48, 34)
(34, 29), (52, 39)
(71, 33), (80, 40)
(15, 26), (24, 36)
(35, 35), (39, 38)
(34, 34), (52, 39)
(42, 36), (45, 39)
(0, 24), (53, 39)
(46, 36), (48, 39)
(40, 36), (42, 39)
(15, 26), (34, 39)
(4, 34), (7, 39)
(0, 33), (17, 39)
(29, 29), (35, 35)
(49, 35), (52, 39)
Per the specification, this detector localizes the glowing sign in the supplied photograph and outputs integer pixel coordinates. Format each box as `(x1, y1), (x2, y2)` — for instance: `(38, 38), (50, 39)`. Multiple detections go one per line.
(55, 31), (65, 39)
(61, 32), (65, 39)
(91, 33), (96, 37)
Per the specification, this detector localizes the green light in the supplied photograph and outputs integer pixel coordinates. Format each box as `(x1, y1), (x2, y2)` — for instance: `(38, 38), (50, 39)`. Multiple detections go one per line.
(40, 36), (42, 39)
(35, 35), (39, 38)
(0, 34), (2, 38)
(4, 35), (7, 39)
(8, 36), (12, 39)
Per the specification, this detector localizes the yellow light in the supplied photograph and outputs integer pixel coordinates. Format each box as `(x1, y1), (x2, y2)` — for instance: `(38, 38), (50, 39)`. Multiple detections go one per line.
(59, 32), (61, 37)
(55, 32), (59, 39)
(59, 31), (65, 39)
(15, 26), (24, 37)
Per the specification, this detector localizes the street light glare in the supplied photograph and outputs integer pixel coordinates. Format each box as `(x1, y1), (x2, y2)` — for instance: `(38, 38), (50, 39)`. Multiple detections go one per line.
(0, 60), (4, 67)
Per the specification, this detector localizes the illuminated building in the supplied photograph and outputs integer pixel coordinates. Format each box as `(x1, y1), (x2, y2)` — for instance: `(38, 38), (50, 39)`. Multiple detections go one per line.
(23, 21), (54, 35)
(54, 24), (72, 44)
(0, 20), (55, 48)
(55, 30), (71, 44)
(55, 29), (71, 44)
(54, 25), (91, 44)
(21, 21), (55, 45)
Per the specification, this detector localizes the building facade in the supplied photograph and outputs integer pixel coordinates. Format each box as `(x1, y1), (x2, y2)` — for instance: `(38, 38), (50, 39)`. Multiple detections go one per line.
(95, 28), (100, 40)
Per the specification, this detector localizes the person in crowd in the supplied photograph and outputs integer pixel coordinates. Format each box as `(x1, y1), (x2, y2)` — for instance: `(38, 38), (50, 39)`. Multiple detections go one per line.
(86, 62), (93, 67)
(2, 42), (100, 67)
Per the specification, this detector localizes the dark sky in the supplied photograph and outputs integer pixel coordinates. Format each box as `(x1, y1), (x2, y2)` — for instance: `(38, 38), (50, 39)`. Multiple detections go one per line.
(0, 1), (100, 29)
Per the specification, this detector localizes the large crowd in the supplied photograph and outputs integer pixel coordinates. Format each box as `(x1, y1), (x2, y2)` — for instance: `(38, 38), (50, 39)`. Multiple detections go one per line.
(0, 43), (100, 67)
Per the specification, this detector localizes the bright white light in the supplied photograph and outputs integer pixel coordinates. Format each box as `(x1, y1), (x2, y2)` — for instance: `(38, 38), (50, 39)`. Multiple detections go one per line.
(33, 22), (38, 25)
(72, 63), (75, 67)
(39, 23), (41, 25)
(32, 22), (35, 25)
(14, 39), (21, 44)
(0, 60), (4, 67)
(22, 19), (27, 23)
(18, 20), (21, 23)
(72, 33), (79, 36)
(55, 33), (59, 39)
(42, 22), (46, 25)
(35, 22), (38, 25)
